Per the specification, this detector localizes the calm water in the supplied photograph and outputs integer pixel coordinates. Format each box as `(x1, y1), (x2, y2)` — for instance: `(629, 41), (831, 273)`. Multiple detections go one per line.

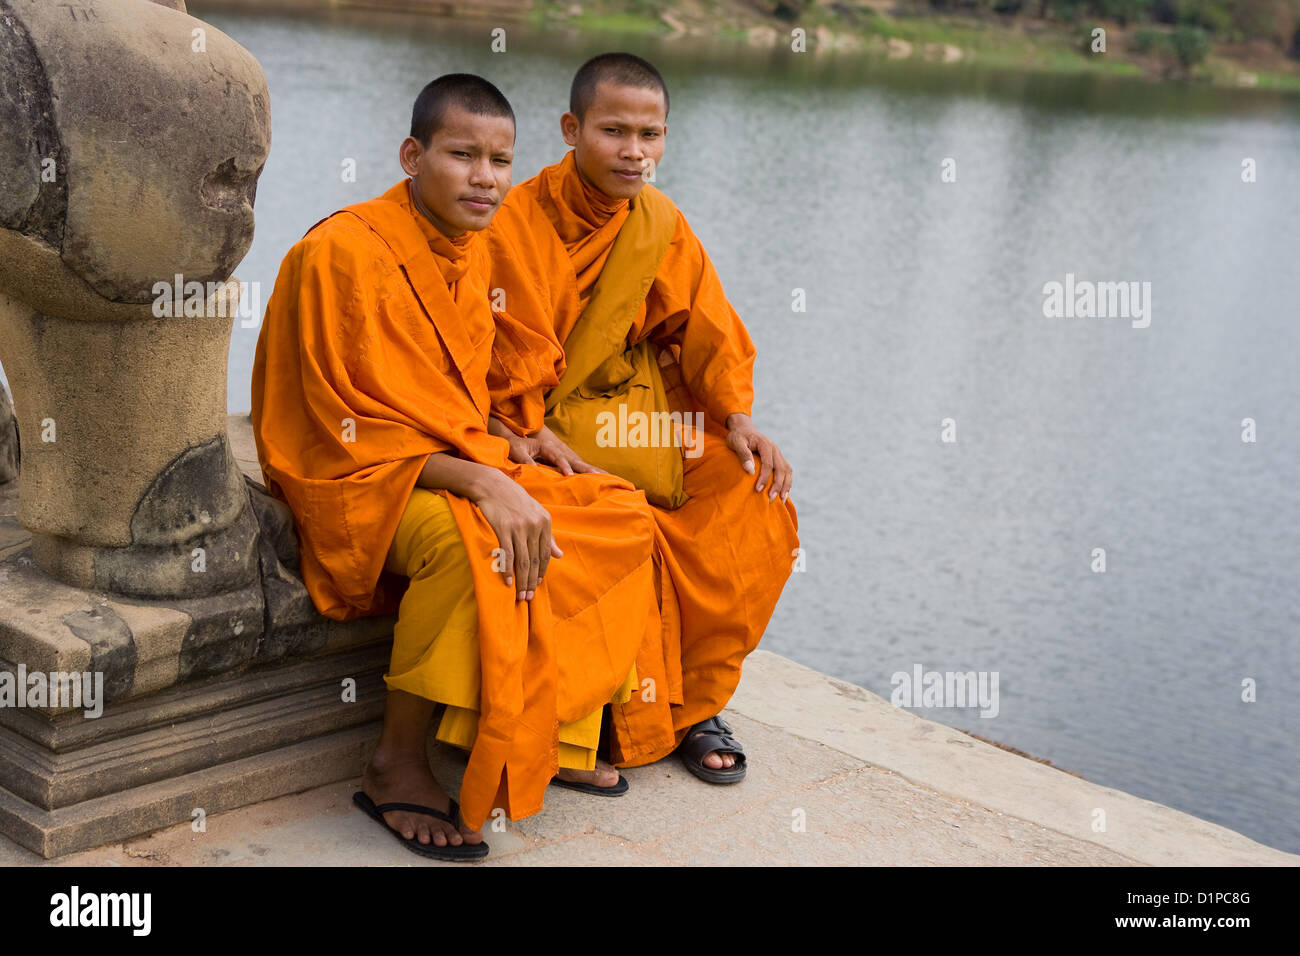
(201, 8), (1300, 853)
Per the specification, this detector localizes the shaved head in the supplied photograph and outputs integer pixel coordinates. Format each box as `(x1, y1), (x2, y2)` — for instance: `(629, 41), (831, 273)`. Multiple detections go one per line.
(570, 52), (669, 123)
(410, 73), (515, 146)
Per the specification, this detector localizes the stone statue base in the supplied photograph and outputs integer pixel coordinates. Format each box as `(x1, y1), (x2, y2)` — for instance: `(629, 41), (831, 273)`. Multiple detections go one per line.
(0, 417), (396, 858)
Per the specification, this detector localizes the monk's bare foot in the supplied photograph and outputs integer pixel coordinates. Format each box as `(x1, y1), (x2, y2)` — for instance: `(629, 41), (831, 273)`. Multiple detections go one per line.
(555, 757), (621, 788)
(677, 717), (745, 782)
(690, 735), (737, 771)
(686, 723), (738, 770)
(362, 748), (483, 848)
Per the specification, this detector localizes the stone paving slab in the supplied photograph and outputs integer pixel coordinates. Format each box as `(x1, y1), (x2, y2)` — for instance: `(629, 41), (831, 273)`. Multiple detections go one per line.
(645, 768), (1134, 867)
(509, 711), (865, 846)
(1, 649), (1291, 866)
(726, 652), (1297, 867)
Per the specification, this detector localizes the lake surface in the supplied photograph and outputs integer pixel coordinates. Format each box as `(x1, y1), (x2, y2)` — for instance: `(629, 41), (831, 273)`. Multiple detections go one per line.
(201, 7), (1300, 853)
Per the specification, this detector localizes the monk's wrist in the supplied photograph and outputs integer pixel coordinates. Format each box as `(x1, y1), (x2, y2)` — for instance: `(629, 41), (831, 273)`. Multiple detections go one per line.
(466, 463), (510, 504)
(487, 416), (517, 440)
(725, 412), (751, 432)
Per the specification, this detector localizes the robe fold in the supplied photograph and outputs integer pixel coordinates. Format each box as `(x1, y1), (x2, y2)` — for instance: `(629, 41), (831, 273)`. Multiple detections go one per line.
(485, 150), (801, 767)
(251, 179), (657, 828)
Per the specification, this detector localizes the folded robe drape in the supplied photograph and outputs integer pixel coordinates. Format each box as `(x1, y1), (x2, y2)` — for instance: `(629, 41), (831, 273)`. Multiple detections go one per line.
(251, 179), (657, 827)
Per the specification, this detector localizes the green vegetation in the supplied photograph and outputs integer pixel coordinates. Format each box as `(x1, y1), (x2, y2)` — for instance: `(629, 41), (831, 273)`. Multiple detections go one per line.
(528, 0), (1300, 90)
(911, 0), (1300, 77)
(1131, 24), (1211, 67)
(926, 0), (1300, 54)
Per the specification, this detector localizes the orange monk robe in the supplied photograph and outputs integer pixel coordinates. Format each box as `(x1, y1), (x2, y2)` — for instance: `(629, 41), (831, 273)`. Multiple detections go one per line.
(485, 151), (801, 767)
(250, 178), (658, 828)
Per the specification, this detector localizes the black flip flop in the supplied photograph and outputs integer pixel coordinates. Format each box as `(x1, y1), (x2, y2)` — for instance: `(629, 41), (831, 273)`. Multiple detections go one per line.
(352, 790), (489, 862)
(677, 715), (747, 784)
(549, 773), (630, 797)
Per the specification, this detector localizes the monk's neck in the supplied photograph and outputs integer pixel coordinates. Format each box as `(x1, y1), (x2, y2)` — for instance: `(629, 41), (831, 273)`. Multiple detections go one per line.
(549, 152), (629, 233)
(407, 179), (466, 239)
(574, 164), (619, 206)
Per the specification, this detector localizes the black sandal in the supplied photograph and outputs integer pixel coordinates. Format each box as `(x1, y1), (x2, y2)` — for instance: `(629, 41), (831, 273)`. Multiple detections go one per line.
(550, 773), (629, 797)
(677, 715), (747, 784)
(352, 790), (490, 862)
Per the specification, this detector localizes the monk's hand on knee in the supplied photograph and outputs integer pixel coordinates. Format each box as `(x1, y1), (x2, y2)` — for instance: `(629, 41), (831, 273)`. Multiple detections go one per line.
(473, 472), (561, 599)
(531, 425), (606, 477)
(529, 515), (550, 597)
(520, 502), (556, 600)
(488, 416), (539, 466)
(533, 522), (564, 599)
(512, 528), (532, 601)
(511, 436), (540, 466)
(725, 414), (793, 501)
(768, 445), (794, 501)
(725, 415), (757, 476)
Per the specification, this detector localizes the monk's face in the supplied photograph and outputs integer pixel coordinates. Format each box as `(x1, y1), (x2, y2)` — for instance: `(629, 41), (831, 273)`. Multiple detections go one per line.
(562, 81), (667, 200)
(400, 104), (514, 236)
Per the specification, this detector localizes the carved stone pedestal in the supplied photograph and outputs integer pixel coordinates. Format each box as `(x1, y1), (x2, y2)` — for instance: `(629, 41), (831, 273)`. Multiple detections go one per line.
(0, 459), (396, 858)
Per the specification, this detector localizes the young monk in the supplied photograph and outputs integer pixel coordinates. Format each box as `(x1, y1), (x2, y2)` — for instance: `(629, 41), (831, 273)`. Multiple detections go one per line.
(250, 74), (658, 862)
(484, 53), (800, 784)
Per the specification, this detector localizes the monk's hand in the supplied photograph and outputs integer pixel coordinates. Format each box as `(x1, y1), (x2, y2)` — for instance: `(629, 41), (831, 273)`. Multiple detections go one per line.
(529, 425), (607, 477)
(472, 470), (563, 601)
(724, 412), (793, 502)
(488, 416), (541, 466)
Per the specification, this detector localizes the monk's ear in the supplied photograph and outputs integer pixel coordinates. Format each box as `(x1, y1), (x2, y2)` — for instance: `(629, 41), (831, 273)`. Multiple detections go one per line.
(398, 136), (424, 177)
(560, 112), (579, 147)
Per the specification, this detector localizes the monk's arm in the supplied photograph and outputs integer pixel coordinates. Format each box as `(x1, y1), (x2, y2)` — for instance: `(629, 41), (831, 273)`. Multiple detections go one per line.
(415, 451), (562, 601)
(415, 450), (503, 500)
(645, 216), (757, 428)
(647, 217), (793, 500)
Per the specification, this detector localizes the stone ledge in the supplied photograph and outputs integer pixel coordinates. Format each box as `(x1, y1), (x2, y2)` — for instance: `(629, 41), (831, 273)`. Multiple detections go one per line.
(0, 411), (396, 857)
(2, 649), (1291, 866)
(0, 723), (380, 860)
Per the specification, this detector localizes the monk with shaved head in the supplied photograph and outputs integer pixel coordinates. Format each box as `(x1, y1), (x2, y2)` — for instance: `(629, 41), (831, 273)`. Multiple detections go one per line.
(252, 74), (659, 862)
(485, 53), (800, 785)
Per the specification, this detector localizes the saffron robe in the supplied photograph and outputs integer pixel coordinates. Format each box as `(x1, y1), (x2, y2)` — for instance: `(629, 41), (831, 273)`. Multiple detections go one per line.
(484, 151), (800, 766)
(250, 179), (657, 827)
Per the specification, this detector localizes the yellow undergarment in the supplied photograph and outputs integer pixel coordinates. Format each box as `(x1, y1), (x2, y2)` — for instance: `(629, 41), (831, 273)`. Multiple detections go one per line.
(382, 487), (634, 770)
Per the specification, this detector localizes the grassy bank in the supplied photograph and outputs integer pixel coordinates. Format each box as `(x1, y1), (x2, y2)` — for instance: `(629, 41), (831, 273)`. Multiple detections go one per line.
(526, 0), (1300, 91)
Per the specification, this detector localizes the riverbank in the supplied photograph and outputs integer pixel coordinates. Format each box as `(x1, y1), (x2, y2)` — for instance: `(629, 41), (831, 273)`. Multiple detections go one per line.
(188, 0), (1300, 93)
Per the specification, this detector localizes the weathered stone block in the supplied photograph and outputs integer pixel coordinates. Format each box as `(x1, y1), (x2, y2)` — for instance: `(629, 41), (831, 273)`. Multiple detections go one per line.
(0, 0), (270, 596)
